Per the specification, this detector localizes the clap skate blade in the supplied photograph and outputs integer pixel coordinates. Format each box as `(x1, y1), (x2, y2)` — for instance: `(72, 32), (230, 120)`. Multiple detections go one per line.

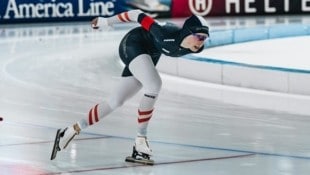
(50, 129), (62, 160)
(125, 146), (154, 165)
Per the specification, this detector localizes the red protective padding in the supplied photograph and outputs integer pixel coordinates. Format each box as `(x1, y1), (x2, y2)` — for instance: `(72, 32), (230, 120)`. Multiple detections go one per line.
(140, 16), (154, 31)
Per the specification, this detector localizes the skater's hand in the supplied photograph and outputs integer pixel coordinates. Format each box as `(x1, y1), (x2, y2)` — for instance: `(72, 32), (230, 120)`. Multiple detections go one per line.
(91, 17), (99, 29)
(91, 17), (111, 30)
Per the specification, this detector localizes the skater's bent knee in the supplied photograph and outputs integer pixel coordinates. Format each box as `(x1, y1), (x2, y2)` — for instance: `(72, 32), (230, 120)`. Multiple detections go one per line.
(145, 78), (162, 94)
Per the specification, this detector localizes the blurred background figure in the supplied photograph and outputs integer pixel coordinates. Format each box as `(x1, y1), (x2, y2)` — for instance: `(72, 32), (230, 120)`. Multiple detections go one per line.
(127, 0), (170, 12)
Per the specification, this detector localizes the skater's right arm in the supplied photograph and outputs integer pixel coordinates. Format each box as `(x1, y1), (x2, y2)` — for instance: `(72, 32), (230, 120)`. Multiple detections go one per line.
(91, 10), (145, 29)
(91, 10), (165, 41)
(91, 10), (160, 31)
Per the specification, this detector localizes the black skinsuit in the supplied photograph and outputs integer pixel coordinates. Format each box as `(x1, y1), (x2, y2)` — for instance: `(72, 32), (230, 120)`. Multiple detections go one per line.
(119, 14), (204, 77)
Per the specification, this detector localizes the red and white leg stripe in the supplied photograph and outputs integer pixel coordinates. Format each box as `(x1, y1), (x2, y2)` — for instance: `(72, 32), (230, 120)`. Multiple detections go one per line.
(88, 104), (99, 125)
(138, 109), (153, 123)
(117, 12), (131, 22)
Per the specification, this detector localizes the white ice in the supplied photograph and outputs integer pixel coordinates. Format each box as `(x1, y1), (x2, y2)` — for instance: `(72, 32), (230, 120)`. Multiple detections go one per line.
(0, 19), (310, 175)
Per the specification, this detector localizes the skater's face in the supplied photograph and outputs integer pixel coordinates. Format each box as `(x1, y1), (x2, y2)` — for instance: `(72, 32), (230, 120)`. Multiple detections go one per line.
(181, 33), (208, 52)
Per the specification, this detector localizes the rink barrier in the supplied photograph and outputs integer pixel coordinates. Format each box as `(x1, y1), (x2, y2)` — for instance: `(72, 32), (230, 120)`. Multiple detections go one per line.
(158, 23), (310, 115)
(158, 23), (310, 96)
(205, 23), (310, 48)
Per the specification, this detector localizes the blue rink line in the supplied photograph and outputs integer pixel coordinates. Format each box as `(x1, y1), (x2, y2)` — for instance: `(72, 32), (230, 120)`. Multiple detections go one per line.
(3, 121), (310, 160)
(183, 55), (310, 74)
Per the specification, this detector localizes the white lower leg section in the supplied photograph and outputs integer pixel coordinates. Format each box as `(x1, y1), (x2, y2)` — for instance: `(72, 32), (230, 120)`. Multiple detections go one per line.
(139, 93), (157, 110)
(76, 101), (113, 129)
(137, 94), (157, 136)
(77, 119), (88, 130)
(137, 110), (152, 136)
(86, 101), (113, 126)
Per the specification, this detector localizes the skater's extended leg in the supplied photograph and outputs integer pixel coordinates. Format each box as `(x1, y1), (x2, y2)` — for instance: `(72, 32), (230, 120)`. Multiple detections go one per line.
(51, 77), (142, 159)
(77, 77), (142, 129)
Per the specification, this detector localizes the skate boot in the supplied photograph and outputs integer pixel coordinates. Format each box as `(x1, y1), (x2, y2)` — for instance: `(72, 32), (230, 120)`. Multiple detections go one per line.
(125, 136), (154, 165)
(50, 123), (80, 160)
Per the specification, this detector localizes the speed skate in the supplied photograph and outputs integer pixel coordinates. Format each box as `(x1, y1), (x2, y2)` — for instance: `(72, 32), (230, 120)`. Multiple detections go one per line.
(125, 146), (154, 165)
(50, 129), (62, 160)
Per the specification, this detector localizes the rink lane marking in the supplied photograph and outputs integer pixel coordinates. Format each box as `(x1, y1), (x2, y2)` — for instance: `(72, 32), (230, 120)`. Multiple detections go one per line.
(3, 121), (310, 161)
(43, 153), (255, 175)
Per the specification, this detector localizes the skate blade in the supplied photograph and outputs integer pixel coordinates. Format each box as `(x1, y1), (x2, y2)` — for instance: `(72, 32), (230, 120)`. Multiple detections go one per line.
(125, 156), (154, 165)
(50, 129), (61, 160)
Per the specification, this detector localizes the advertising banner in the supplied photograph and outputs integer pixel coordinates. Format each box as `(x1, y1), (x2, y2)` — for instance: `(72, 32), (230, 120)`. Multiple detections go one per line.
(0, 0), (128, 24)
(171, 0), (310, 17)
(1, 0), (310, 24)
